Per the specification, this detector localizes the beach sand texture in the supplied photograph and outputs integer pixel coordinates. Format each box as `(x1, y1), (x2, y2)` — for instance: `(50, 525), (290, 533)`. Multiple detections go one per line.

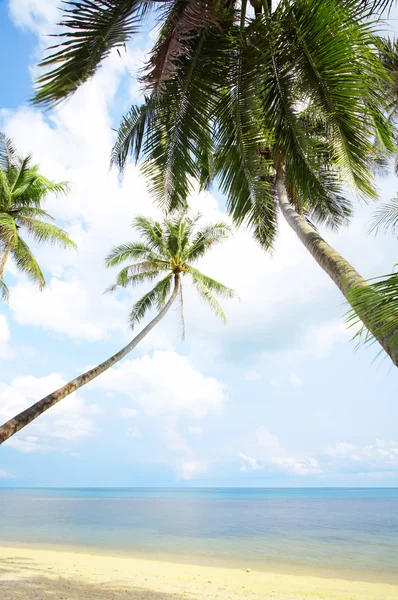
(0, 546), (397, 600)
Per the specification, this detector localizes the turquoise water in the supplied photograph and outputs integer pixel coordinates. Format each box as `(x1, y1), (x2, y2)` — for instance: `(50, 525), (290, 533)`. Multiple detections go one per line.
(0, 487), (397, 582)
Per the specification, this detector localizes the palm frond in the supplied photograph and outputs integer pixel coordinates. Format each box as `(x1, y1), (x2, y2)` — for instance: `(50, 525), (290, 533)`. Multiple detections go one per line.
(187, 267), (228, 321)
(183, 221), (231, 262)
(129, 273), (173, 328)
(10, 236), (45, 287)
(0, 213), (19, 248)
(0, 133), (19, 171)
(111, 99), (154, 170)
(186, 265), (236, 299)
(0, 278), (9, 302)
(105, 241), (167, 267)
(132, 215), (171, 256)
(213, 25), (275, 243)
(141, 27), (230, 211)
(347, 270), (398, 350)
(106, 267), (161, 293)
(33, 0), (152, 107)
(16, 217), (76, 249)
(142, 0), (225, 92)
(368, 198), (398, 235)
(284, 0), (386, 197)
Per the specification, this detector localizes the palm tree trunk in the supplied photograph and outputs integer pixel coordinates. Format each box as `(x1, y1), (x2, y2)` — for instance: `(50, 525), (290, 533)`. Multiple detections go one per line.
(0, 274), (180, 444)
(276, 178), (398, 367)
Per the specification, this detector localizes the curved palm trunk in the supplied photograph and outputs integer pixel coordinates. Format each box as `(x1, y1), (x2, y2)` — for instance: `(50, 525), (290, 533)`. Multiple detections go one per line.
(276, 178), (398, 367)
(0, 274), (180, 444)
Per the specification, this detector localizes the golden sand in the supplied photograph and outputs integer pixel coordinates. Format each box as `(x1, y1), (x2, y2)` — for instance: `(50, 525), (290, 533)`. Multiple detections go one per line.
(0, 545), (397, 600)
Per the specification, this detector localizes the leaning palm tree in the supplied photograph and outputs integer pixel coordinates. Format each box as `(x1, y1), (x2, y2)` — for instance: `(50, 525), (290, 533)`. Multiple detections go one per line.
(32, 0), (398, 366)
(0, 133), (75, 298)
(0, 211), (235, 444)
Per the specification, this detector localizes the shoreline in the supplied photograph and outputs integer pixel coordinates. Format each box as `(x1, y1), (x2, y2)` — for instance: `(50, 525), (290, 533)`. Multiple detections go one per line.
(1, 538), (397, 585)
(1, 545), (398, 600)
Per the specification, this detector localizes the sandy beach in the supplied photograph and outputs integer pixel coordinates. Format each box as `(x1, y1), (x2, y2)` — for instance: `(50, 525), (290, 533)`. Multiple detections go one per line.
(0, 546), (397, 600)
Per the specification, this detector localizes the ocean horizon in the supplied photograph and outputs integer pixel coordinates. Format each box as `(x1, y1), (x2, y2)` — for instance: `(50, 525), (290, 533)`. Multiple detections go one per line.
(0, 487), (397, 583)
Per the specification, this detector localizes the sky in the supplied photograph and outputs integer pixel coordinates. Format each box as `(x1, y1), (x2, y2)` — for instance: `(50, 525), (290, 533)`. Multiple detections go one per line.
(0, 0), (398, 488)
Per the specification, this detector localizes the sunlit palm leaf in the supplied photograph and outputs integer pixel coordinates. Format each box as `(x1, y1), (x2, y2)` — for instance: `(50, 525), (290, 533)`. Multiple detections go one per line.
(33, 0), (152, 107)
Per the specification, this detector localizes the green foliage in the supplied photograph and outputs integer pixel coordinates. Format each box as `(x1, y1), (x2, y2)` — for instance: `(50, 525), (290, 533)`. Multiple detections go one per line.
(108, 0), (394, 248)
(105, 211), (235, 329)
(347, 270), (398, 352)
(33, 0), (152, 107)
(33, 0), (396, 247)
(0, 133), (76, 299)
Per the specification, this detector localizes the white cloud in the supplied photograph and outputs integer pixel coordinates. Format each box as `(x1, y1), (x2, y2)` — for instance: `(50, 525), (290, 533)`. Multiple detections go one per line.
(245, 369), (262, 381)
(271, 456), (321, 476)
(241, 426), (322, 476)
(0, 316), (13, 359)
(92, 350), (227, 417)
(127, 427), (141, 438)
(301, 321), (350, 360)
(323, 439), (398, 470)
(120, 408), (139, 418)
(1, 374), (102, 452)
(270, 379), (281, 389)
(164, 420), (193, 455)
(256, 426), (283, 456)
(188, 426), (203, 436)
(239, 453), (262, 472)
(9, 0), (59, 33)
(289, 372), (301, 386)
(178, 460), (205, 480)
(0, 470), (15, 479)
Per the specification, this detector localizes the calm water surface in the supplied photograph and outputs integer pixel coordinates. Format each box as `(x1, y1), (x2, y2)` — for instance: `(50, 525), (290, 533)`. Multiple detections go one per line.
(0, 487), (397, 582)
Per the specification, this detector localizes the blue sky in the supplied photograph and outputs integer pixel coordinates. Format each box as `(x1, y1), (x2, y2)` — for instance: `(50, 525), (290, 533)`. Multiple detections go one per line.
(1, 0), (398, 488)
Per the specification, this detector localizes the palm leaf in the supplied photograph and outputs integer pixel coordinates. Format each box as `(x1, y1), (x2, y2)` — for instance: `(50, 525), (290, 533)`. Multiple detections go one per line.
(0, 133), (19, 171)
(186, 265), (236, 299)
(10, 236), (45, 288)
(16, 217), (77, 249)
(347, 270), (398, 350)
(0, 278), (9, 302)
(129, 273), (173, 328)
(0, 213), (19, 248)
(368, 198), (398, 235)
(105, 241), (167, 267)
(142, 0), (225, 92)
(33, 0), (152, 107)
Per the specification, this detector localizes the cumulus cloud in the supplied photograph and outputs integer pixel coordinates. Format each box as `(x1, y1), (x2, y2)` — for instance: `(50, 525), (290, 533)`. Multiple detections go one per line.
(0, 316), (13, 359)
(0, 470), (15, 479)
(323, 439), (398, 471)
(245, 370), (262, 381)
(239, 453), (262, 472)
(91, 350), (227, 417)
(188, 426), (202, 436)
(240, 426), (322, 476)
(289, 372), (301, 386)
(1, 374), (102, 452)
(178, 460), (205, 480)
(120, 408), (139, 418)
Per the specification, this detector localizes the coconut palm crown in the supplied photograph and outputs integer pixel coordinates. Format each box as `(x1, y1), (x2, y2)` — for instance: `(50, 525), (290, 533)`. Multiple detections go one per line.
(106, 212), (235, 333)
(0, 133), (76, 300)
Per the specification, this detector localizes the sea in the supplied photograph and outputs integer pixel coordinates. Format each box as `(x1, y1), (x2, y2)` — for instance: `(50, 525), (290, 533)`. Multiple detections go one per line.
(0, 487), (397, 582)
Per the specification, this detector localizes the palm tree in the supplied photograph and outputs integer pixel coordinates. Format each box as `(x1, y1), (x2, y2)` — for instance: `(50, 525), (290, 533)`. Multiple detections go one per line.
(31, 0), (398, 365)
(0, 212), (235, 444)
(0, 133), (76, 298)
